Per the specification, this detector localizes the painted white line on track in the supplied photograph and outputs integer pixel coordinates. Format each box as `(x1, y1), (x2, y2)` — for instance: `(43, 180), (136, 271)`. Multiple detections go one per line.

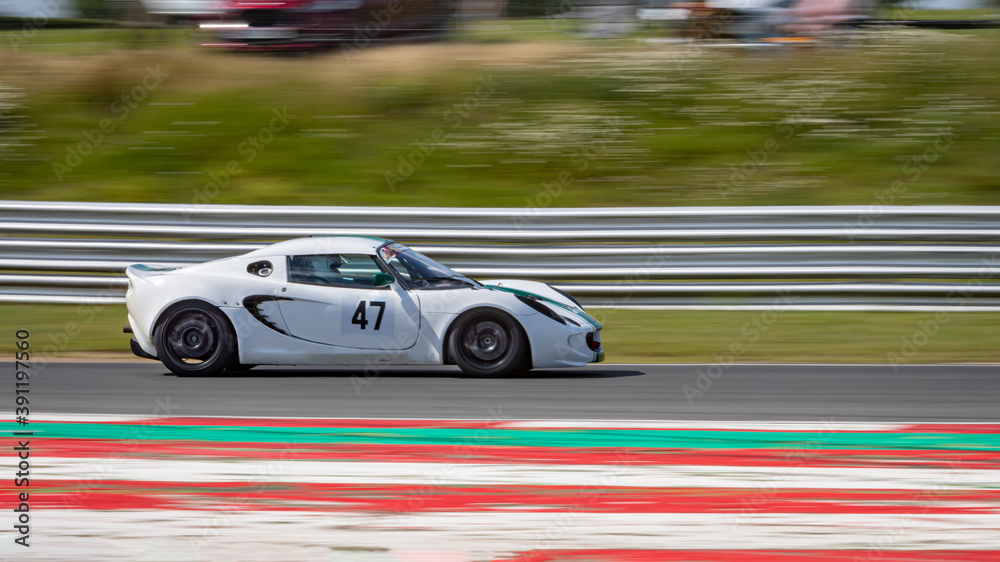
(38, 459), (1000, 490)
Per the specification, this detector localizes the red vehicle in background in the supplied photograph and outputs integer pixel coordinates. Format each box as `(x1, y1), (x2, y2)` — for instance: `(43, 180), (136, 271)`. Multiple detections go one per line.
(200, 0), (456, 51)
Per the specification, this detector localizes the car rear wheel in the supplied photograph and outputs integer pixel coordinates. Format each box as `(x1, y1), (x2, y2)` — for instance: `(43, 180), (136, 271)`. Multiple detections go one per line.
(155, 302), (236, 376)
(449, 309), (529, 378)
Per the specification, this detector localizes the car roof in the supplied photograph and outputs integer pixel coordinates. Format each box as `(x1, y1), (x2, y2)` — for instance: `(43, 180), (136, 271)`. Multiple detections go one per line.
(244, 236), (391, 258)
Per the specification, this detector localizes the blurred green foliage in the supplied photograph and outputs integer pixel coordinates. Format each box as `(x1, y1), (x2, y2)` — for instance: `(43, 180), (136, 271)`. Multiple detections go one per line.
(0, 22), (997, 207)
(74, 0), (123, 20)
(505, 0), (569, 18)
(602, 309), (1000, 364)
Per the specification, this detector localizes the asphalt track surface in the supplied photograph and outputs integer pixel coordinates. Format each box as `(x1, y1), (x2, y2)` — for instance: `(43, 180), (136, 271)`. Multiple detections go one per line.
(10, 362), (999, 421)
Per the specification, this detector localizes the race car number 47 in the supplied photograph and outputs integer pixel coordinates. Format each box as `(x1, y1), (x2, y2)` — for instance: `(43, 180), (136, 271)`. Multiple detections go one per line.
(345, 299), (392, 333)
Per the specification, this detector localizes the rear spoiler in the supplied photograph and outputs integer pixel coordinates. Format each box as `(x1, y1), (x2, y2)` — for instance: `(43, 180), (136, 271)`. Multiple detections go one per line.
(125, 264), (181, 280)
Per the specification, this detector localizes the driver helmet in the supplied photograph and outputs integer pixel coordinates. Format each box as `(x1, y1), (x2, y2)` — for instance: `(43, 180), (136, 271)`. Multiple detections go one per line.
(323, 255), (344, 272)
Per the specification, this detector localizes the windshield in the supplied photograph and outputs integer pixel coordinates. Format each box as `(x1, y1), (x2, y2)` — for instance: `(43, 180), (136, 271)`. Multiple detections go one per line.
(377, 242), (479, 289)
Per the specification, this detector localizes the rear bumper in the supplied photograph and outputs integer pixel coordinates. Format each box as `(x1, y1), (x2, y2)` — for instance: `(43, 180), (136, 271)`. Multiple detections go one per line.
(130, 338), (158, 361)
(126, 309), (158, 359)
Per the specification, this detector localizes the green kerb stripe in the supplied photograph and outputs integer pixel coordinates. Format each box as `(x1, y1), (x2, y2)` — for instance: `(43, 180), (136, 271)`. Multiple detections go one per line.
(4, 424), (999, 451)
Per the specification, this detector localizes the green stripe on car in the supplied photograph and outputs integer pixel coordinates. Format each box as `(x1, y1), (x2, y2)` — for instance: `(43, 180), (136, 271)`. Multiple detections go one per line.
(486, 285), (603, 331)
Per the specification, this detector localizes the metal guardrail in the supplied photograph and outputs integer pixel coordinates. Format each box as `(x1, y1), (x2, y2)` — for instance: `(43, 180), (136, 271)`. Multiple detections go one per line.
(2, 201), (999, 311)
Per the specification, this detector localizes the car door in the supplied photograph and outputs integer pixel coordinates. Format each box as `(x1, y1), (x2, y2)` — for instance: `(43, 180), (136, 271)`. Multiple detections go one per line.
(275, 253), (420, 350)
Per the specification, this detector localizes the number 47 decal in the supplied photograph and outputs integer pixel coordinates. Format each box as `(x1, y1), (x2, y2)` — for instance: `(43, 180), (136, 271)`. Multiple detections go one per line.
(351, 301), (386, 331)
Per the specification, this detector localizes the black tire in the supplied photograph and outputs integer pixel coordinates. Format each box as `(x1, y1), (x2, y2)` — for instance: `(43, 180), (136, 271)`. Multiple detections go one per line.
(155, 301), (236, 376)
(448, 309), (529, 378)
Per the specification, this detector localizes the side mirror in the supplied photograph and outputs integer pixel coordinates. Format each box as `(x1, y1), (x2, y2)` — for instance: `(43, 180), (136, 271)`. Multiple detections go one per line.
(373, 273), (394, 287)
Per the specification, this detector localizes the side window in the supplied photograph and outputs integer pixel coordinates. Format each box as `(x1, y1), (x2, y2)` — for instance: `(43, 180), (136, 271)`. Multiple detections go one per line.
(384, 259), (412, 282)
(378, 244), (412, 281)
(287, 254), (389, 289)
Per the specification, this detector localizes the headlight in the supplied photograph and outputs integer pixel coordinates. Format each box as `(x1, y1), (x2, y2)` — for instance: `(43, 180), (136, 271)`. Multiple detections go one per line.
(516, 294), (579, 325)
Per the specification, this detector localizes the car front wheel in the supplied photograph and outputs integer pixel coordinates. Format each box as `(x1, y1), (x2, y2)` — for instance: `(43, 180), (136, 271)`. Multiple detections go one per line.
(155, 302), (236, 376)
(449, 309), (529, 377)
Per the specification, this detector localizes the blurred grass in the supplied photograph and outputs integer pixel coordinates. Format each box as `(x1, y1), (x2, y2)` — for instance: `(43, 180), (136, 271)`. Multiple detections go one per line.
(4, 304), (997, 364)
(0, 21), (997, 207)
(3, 304), (131, 355)
(0, 27), (192, 54)
(601, 309), (1000, 364)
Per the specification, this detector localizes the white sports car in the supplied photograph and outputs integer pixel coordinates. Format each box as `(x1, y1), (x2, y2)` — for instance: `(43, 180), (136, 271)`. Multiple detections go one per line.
(125, 236), (604, 377)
